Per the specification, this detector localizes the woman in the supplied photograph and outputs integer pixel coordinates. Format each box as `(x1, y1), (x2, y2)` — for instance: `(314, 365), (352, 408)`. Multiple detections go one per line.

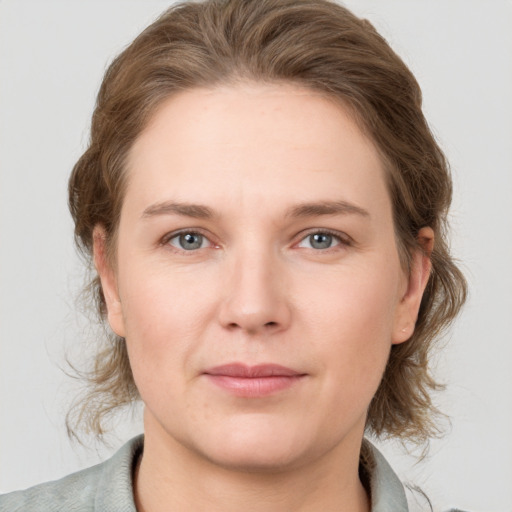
(0, 0), (467, 510)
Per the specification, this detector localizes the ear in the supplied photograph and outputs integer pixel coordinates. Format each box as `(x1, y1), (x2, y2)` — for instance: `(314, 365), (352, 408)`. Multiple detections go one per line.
(93, 225), (126, 338)
(392, 227), (434, 344)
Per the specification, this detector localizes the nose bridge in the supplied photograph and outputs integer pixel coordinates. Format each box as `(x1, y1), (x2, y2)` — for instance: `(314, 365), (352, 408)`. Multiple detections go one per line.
(218, 237), (290, 334)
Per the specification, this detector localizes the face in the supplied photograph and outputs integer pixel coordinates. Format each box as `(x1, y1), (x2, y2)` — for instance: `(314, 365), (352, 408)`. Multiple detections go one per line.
(95, 83), (430, 472)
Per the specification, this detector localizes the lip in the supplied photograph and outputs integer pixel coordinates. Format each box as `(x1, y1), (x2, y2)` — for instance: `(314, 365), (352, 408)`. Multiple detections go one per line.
(203, 363), (306, 397)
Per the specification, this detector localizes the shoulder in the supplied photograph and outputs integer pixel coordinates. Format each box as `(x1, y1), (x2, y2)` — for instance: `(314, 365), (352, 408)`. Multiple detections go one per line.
(0, 464), (103, 512)
(0, 435), (143, 512)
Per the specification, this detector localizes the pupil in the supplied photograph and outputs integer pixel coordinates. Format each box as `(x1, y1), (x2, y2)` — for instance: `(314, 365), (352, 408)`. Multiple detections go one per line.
(311, 233), (332, 249)
(180, 233), (202, 250)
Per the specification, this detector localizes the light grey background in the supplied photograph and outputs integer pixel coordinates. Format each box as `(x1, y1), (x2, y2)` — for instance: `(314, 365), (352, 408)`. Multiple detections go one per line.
(1, 1), (511, 510)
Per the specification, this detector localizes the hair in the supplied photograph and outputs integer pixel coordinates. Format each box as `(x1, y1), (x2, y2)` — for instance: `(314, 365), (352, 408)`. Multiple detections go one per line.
(67, 0), (467, 445)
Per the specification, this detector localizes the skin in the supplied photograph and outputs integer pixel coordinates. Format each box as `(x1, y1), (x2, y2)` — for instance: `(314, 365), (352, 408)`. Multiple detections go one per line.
(94, 82), (432, 512)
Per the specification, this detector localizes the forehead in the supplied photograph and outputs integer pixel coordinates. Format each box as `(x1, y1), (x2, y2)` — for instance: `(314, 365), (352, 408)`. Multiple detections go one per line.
(124, 82), (390, 219)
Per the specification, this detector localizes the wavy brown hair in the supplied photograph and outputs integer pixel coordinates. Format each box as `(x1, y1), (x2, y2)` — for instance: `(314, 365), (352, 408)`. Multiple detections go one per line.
(67, 0), (467, 444)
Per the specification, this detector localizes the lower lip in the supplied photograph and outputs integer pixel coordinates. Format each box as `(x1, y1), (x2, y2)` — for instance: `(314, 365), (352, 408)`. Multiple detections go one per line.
(205, 375), (304, 397)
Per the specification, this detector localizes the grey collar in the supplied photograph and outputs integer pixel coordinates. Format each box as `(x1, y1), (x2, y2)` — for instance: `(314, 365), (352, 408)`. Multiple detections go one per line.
(363, 439), (409, 512)
(94, 435), (408, 511)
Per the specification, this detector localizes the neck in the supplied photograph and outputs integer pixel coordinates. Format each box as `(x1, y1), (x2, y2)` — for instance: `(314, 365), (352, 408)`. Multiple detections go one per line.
(134, 418), (370, 512)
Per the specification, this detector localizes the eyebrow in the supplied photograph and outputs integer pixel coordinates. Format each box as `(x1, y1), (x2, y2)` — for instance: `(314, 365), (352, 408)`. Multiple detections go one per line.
(141, 199), (370, 220)
(141, 201), (215, 219)
(285, 200), (370, 219)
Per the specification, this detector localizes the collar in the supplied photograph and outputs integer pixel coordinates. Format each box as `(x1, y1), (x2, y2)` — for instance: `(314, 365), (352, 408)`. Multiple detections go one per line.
(363, 439), (409, 512)
(95, 435), (408, 511)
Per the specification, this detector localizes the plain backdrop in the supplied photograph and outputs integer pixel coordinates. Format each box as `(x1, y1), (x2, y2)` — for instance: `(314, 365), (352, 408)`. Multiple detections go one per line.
(1, 1), (511, 511)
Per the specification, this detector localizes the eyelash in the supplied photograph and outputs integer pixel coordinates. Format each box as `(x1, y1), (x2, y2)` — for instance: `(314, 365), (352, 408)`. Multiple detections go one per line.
(297, 228), (352, 251)
(160, 229), (214, 251)
(160, 228), (352, 253)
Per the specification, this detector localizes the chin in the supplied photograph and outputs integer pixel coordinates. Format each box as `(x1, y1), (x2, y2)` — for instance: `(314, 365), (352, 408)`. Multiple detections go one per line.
(189, 416), (318, 473)
(202, 441), (306, 474)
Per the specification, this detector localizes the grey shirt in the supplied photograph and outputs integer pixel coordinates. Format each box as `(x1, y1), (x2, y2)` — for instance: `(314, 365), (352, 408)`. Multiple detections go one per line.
(0, 436), (461, 511)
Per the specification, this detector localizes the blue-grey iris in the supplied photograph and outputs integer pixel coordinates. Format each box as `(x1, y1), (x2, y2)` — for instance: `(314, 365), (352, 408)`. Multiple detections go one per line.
(310, 233), (333, 249)
(179, 233), (203, 250)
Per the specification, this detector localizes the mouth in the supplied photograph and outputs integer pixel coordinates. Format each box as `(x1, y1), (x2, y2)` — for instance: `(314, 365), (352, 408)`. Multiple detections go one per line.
(203, 363), (307, 397)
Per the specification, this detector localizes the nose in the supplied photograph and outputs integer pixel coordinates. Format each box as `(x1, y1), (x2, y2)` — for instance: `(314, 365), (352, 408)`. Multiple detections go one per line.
(217, 247), (292, 336)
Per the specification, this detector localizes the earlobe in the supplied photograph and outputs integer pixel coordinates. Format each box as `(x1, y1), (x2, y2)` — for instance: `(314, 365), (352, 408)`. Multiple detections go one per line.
(392, 227), (434, 344)
(92, 226), (126, 338)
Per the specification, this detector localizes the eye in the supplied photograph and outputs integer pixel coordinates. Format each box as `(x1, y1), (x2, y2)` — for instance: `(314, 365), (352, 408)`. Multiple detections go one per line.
(167, 231), (211, 251)
(297, 231), (345, 250)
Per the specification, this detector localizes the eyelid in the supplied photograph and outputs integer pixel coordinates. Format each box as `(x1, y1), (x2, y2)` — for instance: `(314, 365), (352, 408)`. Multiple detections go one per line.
(294, 228), (353, 248)
(158, 227), (352, 251)
(160, 228), (217, 249)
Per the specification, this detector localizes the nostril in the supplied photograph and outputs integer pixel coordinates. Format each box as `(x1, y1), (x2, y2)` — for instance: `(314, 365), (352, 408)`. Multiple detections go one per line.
(265, 321), (278, 327)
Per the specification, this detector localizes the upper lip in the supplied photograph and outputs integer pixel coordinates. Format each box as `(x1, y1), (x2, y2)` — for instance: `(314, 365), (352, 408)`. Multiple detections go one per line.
(204, 363), (304, 378)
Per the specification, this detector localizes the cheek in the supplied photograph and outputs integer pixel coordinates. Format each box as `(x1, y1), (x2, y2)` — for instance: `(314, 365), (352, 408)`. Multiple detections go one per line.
(119, 251), (217, 329)
(298, 262), (401, 390)
(116, 261), (218, 386)
(301, 259), (401, 340)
